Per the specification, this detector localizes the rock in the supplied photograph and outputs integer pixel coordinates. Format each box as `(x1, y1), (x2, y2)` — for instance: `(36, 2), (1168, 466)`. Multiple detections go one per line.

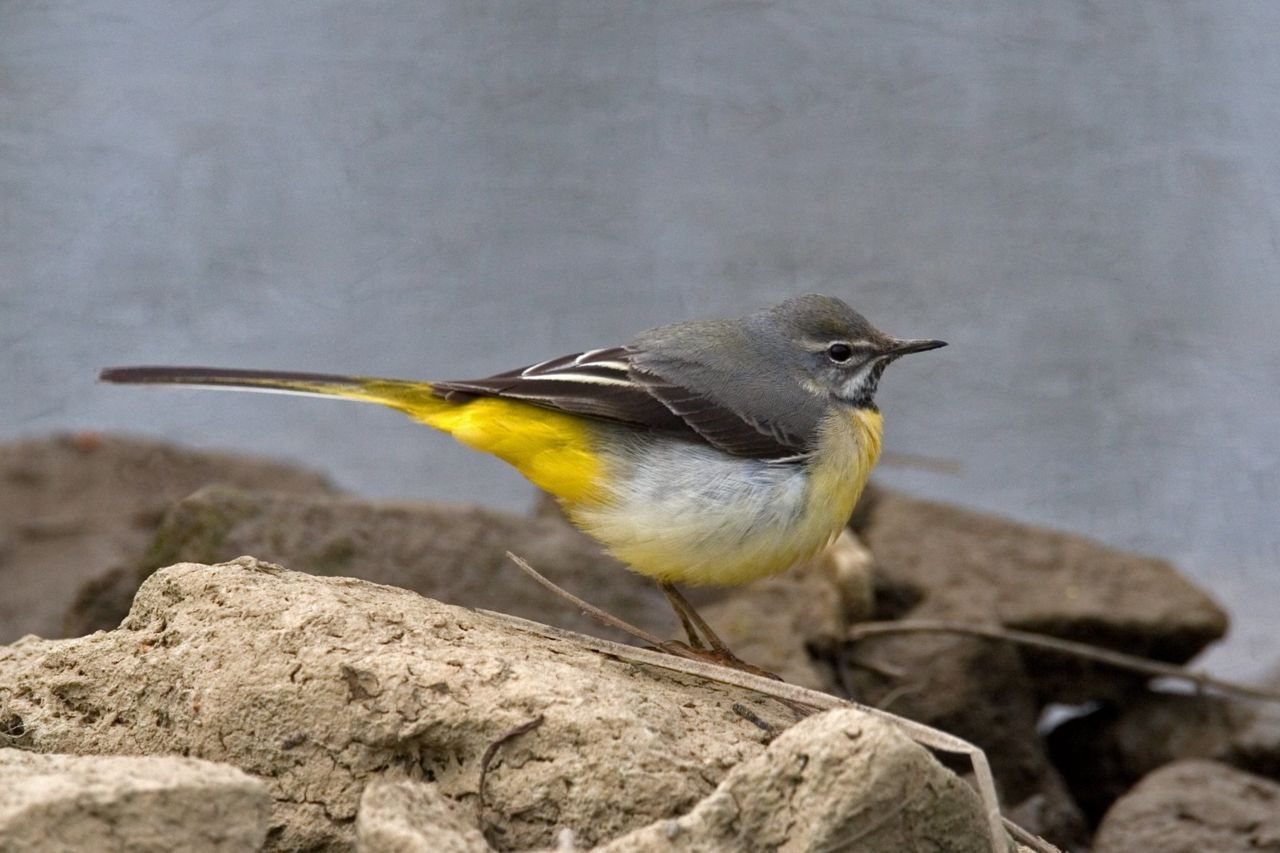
(1224, 665), (1280, 781)
(4, 558), (804, 850)
(695, 530), (875, 690)
(844, 487), (1233, 847)
(0, 433), (335, 643)
(1230, 696), (1280, 780)
(357, 779), (490, 853)
(598, 709), (990, 853)
(1046, 692), (1238, 825)
(844, 630), (1087, 847)
(857, 490), (1229, 700)
(841, 485), (1233, 848)
(64, 485), (677, 643)
(1093, 760), (1280, 853)
(0, 748), (270, 852)
(1047, 673), (1280, 825)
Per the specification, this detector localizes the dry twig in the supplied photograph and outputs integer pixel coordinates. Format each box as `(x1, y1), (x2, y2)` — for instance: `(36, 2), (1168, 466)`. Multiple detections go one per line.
(879, 450), (963, 474)
(846, 619), (1280, 704)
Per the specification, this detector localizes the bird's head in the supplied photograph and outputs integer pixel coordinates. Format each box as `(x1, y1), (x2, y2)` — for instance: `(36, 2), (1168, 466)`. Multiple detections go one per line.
(759, 294), (946, 410)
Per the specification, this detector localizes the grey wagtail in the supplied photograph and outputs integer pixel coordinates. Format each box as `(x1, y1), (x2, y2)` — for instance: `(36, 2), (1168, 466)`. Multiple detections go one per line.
(101, 294), (944, 662)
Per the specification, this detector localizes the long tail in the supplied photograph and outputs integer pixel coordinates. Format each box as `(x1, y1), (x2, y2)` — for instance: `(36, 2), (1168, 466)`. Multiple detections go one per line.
(99, 366), (448, 420)
(99, 365), (602, 504)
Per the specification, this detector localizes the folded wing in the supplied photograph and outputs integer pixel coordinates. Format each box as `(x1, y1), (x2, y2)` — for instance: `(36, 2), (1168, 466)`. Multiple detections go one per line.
(434, 347), (806, 459)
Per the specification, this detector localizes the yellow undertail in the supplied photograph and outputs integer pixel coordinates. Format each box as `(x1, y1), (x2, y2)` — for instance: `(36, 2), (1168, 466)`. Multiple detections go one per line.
(272, 378), (606, 507)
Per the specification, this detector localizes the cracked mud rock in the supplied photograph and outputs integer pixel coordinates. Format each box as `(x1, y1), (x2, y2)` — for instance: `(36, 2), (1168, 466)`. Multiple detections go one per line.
(356, 779), (489, 853)
(0, 749), (270, 852)
(1092, 759), (1280, 852)
(598, 709), (989, 853)
(352, 712), (991, 853)
(0, 557), (993, 851)
(0, 434), (334, 643)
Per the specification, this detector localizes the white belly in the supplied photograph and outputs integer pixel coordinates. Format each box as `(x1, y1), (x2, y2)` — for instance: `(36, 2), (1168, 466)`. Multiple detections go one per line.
(568, 434), (834, 585)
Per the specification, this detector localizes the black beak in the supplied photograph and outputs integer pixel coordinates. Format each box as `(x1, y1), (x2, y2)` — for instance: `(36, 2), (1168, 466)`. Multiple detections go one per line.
(883, 338), (947, 357)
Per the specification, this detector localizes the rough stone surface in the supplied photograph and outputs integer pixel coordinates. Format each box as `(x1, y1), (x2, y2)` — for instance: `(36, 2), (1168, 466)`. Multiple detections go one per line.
(599, 709), (990, 853)
(64, 485), (676, 644)
(0, 748), (271, 852)
(357, 779), (490, 853)
(5, 557), (858, 851)
(1093, 760), (1280, 853)
(0, 434), (335, 643)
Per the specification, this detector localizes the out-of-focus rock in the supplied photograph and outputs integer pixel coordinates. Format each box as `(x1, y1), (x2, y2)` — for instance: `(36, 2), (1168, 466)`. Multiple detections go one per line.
(0, 748), (270, 852)
(1047, 692), (1238, 825)
(0, 433), (334, 642)
(64, 485), (675, 643)
(857, 490), (1228, 701)
(4, 557), (810, 850)
(842, 485), (1234, 848)
(357, 779), (491, 853)
(1093, 760), (1280, 853)
(598, 709), (990, 853)
(1224, 666), (1280, 781)
(1231, 697), (1280, 780)
(696, 530), (875, 690)
(1048, 668), (1280, 826)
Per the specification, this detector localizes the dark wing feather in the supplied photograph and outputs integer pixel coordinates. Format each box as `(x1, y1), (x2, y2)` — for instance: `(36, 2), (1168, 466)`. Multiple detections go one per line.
(432, 347), (804, 459)
(631, 371), (809, 457)
(433, 347), (686, 431)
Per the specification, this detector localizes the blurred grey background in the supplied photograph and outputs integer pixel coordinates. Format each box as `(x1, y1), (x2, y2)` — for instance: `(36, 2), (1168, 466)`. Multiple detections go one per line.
(3, 3), (1278, 679)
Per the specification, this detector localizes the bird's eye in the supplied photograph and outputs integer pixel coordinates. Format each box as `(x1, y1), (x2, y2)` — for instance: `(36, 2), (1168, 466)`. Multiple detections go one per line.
(826, 343), (854, 363)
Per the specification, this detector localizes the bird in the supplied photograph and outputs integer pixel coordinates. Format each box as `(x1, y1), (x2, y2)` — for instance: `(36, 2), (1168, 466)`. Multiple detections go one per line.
(101, 294), (944, 668)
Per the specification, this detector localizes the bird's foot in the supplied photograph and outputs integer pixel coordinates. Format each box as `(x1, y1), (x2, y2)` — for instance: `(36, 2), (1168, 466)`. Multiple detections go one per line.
(662, 640), (783, 681)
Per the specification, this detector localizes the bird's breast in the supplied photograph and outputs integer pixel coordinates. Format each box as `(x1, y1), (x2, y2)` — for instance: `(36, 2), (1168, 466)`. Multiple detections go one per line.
(566, 408), (882, 586)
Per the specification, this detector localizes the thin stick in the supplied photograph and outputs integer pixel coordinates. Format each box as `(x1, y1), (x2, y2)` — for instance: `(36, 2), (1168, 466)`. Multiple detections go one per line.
(1004, 818), (1064, 853)
(507, 552), (679, 652)
(509, 553), (805, 710)
(879, 450), (963, 474)
(847, 619), (1280, 704)
(496, 554), (1037, 853)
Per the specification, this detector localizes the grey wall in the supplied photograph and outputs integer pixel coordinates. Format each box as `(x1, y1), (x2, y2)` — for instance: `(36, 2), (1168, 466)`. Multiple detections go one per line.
(4, 2), (1278, 679)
